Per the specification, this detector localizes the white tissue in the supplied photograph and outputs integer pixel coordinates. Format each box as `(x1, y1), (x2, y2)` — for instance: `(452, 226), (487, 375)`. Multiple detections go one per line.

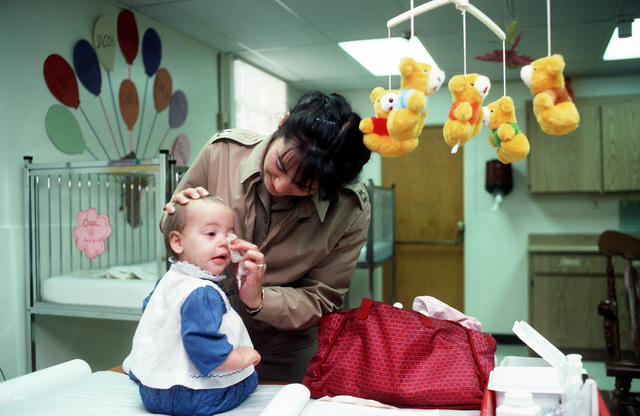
(226, 233), (248, 289)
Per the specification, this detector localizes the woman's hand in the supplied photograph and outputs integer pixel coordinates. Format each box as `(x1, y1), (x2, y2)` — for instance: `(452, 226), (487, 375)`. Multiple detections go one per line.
(164, 187), (209, 214)
(230, 238), (266, 310)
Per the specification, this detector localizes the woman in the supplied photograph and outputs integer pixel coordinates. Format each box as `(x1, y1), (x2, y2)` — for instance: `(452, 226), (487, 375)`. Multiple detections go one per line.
(165, 91), (371, 382)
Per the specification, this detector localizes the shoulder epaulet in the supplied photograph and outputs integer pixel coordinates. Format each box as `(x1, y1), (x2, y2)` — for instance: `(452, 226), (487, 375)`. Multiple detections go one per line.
(209, 129), (264, 146)
(345, 181), (370, 210)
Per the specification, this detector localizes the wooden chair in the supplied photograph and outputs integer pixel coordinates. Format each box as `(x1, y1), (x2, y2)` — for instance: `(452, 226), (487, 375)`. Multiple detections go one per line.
(598, 230), (640, 415)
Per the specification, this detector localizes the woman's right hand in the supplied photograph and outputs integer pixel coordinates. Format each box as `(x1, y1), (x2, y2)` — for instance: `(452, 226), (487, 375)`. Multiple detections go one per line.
(164, 187), (209, 214)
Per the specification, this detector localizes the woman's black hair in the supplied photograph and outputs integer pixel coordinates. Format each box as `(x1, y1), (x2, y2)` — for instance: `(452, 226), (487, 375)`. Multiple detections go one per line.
(272, 91), (371, 200)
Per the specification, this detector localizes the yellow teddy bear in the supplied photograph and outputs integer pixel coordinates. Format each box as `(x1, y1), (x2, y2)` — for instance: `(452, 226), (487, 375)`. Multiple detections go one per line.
(386, 57), (445, 142)
(443, 73), (491, 153)
(483, 96), (530, 164)
(520, 54), (579, 135)
(360, 87), (418, 157)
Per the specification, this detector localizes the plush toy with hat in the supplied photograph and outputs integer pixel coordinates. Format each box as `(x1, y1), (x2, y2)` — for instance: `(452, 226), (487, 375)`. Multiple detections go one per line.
(386, 57), (445, 142)
(443, 73), (491, 153)
(520, 54), (579, 135)
(483, 96), (530, 164)
(360, 87), (418, 157)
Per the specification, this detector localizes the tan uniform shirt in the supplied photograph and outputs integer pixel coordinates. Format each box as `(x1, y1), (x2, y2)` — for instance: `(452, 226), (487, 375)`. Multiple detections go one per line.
(173, 129), (371, 361)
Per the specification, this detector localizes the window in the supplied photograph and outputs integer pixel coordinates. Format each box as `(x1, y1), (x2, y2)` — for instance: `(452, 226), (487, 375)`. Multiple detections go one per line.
(234, 60), (287, 135)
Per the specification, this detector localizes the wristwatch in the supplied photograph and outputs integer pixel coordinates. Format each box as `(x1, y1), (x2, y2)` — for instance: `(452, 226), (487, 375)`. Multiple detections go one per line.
(245, 288), (264, 316)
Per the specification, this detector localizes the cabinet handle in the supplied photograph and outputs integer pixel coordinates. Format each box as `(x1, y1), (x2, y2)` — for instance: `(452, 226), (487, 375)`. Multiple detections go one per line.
(559, 257), (582, 267)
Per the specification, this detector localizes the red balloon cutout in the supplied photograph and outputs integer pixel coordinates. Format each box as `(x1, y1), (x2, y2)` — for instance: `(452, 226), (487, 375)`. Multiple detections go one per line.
(117, 10), (139, 65)
(43, 54), (80, 109)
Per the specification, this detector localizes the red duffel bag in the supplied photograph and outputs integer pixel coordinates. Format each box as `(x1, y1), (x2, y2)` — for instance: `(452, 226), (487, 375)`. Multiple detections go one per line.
(302, 298), (497, 409)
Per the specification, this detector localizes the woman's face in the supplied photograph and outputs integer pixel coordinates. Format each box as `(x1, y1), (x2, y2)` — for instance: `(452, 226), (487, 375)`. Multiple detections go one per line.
(263, 137), (317, 199)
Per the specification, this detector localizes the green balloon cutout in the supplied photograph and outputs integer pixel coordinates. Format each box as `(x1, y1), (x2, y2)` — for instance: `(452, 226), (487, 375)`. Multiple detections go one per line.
(45, 104), (85, 154)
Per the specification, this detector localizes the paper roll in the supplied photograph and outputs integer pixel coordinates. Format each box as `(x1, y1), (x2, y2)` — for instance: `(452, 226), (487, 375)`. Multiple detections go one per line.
(259, 383), (310, 416)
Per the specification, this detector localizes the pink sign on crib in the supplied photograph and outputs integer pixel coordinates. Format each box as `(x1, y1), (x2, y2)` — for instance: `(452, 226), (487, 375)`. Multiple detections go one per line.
(73, 207), (112, 259)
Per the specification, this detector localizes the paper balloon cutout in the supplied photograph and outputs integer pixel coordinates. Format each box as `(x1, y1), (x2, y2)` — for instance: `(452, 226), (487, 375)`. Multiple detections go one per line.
(153, 68), (172, 112)
(74, 39), (102, 96)
(73, 207), (112, 259)
(142, 28), (161, 77)
(119, 79), (139, 131)
(93, 15), (116, 71)
(172, 134), (190, 166)
(169, 90), (188, 128)
(43, 54), (80, 109)
(117, 10), (139, 65)
(45, 104), (85, 154)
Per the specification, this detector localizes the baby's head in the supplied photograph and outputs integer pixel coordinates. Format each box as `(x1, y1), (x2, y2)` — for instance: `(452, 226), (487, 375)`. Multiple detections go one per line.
(162, 196), (235, 275)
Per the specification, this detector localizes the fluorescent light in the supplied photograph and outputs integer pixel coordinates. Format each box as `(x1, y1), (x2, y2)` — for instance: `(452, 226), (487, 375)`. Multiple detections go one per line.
(339, 37), (439, 76)
(603, 19), (640, 61)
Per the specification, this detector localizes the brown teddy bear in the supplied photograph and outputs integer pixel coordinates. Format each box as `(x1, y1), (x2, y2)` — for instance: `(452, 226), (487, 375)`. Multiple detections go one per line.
(483, 96), (530, 164)
(443, 73), (491, 153)
(360, 87), (419, 157)
(386, 57), (445, 142)
(520, 54), (579, 135)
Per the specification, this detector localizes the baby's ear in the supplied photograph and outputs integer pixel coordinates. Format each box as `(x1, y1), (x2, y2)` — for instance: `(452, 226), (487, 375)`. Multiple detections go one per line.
(169, 231), (184, 254)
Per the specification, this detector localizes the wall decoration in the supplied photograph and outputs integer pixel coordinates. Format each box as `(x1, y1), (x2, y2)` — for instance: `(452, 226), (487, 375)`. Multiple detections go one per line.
(136, 28), (162, 155)
(142, 67), (172, 156)
(45, 104), (87, 155)
(119, 78), (139, 155)
(73, 207), (112, 259)
(43, 9), (189, 161)
(74, 39), (121, 158)
(154, 90), (188, 157)
(43, 54), (111, 159)
(172, 134), (191, 166)
(117, 9), (139, 78)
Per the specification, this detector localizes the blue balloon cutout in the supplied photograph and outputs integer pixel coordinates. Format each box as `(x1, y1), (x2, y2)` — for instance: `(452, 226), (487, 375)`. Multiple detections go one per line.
(169, 90), (188, 128)
(73, 39), (102, 96)
(142, 28), (161, 77)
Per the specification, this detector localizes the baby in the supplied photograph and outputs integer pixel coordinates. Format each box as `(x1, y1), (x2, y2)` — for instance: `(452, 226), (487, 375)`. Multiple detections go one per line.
(126, 196), (261, 416)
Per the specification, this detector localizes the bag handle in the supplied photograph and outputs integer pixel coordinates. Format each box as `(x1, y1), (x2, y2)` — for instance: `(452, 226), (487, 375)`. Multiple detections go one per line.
(356, 298), (435, 328)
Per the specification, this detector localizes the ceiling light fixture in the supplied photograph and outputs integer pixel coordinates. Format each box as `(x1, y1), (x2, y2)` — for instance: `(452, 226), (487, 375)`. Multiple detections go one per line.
(339, 36), (439, 76)
(603, 17), (640, 61)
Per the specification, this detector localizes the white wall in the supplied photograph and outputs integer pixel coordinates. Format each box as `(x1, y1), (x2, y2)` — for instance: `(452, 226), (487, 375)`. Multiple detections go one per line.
(1, 0), (220, 378)
(343, 74), (640, 334)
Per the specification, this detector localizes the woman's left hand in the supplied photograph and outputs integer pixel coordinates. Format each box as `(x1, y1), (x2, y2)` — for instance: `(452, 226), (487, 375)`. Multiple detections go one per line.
(229, 238), (266, 310)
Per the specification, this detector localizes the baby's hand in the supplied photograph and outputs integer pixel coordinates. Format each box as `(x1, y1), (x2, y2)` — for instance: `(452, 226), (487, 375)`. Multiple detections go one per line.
(217, 346), (261, 370)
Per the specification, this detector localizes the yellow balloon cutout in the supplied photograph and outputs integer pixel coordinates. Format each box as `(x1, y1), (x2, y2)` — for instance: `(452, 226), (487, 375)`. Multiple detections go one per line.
(92, 15), (116, 72)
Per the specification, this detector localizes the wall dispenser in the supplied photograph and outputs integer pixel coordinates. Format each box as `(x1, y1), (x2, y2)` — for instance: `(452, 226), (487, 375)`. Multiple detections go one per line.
(485, 159), (512, 211)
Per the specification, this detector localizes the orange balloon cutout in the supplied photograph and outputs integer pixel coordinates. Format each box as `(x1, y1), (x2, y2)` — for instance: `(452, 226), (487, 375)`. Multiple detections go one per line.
(119, 79), (139, 154)
(141, 68), (172, 157)
(154, 68), (172, 112)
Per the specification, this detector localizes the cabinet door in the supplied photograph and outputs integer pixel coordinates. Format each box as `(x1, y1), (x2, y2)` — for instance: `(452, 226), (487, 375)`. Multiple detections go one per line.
(601, 99), (640, 191)
(527, 102), (602, 193)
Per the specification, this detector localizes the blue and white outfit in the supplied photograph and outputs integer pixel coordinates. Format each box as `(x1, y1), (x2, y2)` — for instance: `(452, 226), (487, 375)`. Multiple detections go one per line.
(127, 260), (258, 416)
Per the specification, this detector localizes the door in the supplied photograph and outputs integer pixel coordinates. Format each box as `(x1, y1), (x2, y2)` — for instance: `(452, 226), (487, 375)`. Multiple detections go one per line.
(382, 125), (465, 311)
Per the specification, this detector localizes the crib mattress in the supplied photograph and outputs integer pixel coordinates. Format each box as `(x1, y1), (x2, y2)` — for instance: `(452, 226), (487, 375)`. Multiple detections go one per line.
(40, 262), (159, 309)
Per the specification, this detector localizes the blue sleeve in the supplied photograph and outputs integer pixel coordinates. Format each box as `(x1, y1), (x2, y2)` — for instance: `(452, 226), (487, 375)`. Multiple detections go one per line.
(181, 286), (233, 376)
(142, 277), (163, 313)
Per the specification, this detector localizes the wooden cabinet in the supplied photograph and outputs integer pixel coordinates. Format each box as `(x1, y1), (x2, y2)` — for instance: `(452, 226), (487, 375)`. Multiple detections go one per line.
(527, 95), (640, 194)
(528, 234), (633, 360)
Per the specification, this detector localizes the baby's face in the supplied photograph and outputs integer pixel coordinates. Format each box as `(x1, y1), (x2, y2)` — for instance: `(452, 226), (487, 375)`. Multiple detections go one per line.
(178, 199), (234, 276)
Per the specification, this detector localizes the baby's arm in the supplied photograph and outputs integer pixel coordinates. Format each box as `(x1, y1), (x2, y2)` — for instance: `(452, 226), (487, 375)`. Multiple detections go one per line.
(216, 346), (261, 371)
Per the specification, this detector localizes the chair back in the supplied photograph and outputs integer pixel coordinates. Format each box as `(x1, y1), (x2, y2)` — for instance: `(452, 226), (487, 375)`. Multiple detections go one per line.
(598, 230), (640, 362)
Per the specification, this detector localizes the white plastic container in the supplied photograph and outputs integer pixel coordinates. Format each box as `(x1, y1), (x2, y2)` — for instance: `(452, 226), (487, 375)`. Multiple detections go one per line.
(496, 391), (542, 416)
(488, 321), (566, 410)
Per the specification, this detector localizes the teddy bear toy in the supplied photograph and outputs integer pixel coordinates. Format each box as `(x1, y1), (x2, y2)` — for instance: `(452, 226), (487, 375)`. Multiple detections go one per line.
(359, 87), (419, 157)
(482, 96), (530, 164)
(520, 54), (579, 135)
(443, 73), (491, 153)
(386, 57), (445, 142)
